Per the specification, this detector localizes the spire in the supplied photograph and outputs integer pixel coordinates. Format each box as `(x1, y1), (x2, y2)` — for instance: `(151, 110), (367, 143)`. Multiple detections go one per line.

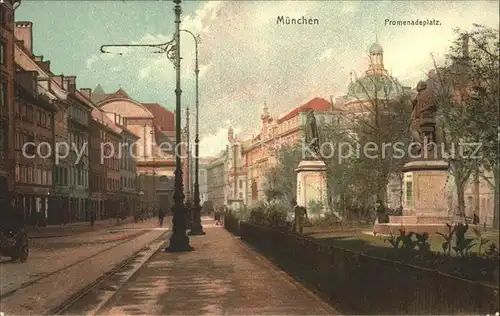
(261, 101), (269, 120)
(94, 84), (105, 95)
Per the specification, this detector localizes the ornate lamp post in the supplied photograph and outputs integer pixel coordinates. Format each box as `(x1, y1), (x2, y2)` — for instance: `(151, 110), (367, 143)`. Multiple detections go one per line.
(181, 29), (205, 235)
(166, 0), (193, 251)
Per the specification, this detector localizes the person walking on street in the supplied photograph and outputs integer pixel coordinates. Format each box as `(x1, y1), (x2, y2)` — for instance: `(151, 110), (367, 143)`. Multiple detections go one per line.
(292, 199), (307, 234)
(90, 207), (96, 227)
(158, 208), (165, 227)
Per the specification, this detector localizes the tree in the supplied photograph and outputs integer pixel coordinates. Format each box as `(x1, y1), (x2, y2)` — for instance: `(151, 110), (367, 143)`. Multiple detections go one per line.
(435, 25), (499, 226)
(337, 66), (413, 205)
(264, 143), (303, 203)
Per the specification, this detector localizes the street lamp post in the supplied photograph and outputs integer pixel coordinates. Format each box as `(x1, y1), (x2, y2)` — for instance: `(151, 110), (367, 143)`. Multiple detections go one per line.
(98, 0), (192, 250)
(185, 106), (191, 202)
(182, 29), (205, 235)
(166, 0), (193, 251)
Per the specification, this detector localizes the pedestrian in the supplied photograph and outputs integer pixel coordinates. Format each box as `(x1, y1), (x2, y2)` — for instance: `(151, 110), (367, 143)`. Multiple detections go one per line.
(31, 207), (38, 229)
(473, 213), (479, 225)
(158, 207), (165, 227)
(291, 199), (307, 234)
(375, 200), (389, 224)
(90, 207), (95, 227)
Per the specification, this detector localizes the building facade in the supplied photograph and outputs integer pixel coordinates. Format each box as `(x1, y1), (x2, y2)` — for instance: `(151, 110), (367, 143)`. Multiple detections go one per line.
(0, 1), (18, 199)
(102, 116), (121, 219)
(14, 21), (71, 223)
(226, 127), (247, 209)
(51, 80), (70, 224)
(206, 150), (228, 210)
(13, 68), (56, 223)
(89, 106), (106, 220)
(93, 87), (175, 215)
(63, 79), (91, 222)
(197, 158), (211, 205)
(115, 114), (140, 217)
(244, 98), (332, 205)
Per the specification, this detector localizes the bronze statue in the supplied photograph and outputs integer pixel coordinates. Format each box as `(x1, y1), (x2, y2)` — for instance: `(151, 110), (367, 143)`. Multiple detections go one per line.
(304, 109), (321, 159)
(409, 79), (440, 156)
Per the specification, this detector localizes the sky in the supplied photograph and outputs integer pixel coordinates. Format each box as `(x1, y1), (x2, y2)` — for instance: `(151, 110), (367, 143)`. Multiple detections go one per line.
(15, 0), (499, 158)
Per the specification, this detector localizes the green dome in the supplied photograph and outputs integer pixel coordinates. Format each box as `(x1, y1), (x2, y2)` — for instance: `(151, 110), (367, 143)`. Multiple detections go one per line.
(369, 42), (383, 54)
(346, 73), (404, 100)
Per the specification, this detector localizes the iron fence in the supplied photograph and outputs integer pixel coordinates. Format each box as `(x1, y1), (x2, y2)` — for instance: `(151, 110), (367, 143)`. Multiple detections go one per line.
(223, 212), (240, 236)
(236, 221), (499, 315)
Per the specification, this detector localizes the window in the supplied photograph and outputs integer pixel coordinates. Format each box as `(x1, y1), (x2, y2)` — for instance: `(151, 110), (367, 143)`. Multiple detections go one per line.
(405, 181), (413, 207)
(0, 122), (4, 158)
(0, 42), (5, 65)
(15, 164), (20, 182)
(0, 82), (5, 107)
(239, 179), (243, 189)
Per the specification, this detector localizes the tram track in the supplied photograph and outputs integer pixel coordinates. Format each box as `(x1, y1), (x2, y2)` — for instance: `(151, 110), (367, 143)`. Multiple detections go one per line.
(48, 231), (168, 315)
(0, 230), (148, 300)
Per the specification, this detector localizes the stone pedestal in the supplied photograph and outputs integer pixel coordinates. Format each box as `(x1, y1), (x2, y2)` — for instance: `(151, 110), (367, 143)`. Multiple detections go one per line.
(402, 160), (449, 217)
(295, 160), (328, 218)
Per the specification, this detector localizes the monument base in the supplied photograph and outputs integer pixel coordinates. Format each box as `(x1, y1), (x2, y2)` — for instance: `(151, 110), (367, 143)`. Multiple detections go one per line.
(402, 160), (450, 217)
(375, 159), (453, 235)
(295, 160), (328, 218)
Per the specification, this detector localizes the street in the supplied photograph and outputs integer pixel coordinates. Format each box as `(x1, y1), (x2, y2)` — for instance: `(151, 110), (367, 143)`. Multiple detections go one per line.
(0, 218), (169, 315)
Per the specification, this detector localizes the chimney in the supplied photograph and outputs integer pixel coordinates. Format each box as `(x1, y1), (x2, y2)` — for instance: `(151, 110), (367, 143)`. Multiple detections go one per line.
(16, 70), (39, 98)
(34, 56), (43, 62)
(39, 61), (51, 73)
(63, 76), (76, 93)
(79, 88), (92, 100)
(462, 34), (469, 58)
(50, 75), (64, 88)
(15, 22), (33, 54)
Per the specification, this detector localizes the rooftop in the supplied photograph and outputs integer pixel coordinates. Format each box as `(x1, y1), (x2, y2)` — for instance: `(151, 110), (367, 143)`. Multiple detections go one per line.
(278, 97), (331, 123)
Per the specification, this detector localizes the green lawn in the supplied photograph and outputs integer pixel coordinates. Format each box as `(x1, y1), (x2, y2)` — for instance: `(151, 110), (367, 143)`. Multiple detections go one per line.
(305, 225), (500, 255)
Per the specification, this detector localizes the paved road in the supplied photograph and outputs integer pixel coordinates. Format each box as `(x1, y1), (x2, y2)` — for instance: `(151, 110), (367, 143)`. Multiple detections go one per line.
(0, 218), (169, 315)
(99, 218), (339, 315)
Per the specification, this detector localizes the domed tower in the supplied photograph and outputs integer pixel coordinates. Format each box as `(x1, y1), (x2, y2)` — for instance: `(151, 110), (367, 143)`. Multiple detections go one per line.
(367, 38), (385, 75)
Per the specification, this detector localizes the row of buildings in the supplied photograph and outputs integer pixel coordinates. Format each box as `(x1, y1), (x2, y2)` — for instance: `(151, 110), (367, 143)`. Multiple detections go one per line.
(1, 1), (178, 224)
(203, 40), (496, 226)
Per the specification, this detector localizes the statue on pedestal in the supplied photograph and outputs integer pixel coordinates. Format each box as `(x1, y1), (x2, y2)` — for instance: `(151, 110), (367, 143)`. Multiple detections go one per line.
(409, 79), (440, 158)
(304, 109), (321, 160)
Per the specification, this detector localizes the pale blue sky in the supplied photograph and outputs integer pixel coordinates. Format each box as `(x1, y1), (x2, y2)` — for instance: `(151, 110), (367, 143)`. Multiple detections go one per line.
(15, 1), (499, 156)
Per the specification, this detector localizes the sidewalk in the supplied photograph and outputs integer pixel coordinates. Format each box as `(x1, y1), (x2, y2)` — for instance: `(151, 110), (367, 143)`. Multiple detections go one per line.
(100, 218), (340, 315)
(27, 217), (136, 238)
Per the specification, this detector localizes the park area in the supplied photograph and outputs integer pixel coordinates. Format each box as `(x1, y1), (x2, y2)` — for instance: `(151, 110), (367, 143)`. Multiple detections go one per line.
(226, 207), (500, 287)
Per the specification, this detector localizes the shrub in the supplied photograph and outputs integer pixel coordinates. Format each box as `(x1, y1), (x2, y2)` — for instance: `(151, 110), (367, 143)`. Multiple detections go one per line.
(309, 212), (342, 227)
(264, 202), (288, 229)
(307, 199), (324, 218)
(248, 203), (267, 225)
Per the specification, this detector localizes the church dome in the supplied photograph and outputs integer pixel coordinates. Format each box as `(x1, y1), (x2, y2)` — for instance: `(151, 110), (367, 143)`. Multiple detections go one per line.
(346, 73), (404, 101)
(369, 42), (383, 54)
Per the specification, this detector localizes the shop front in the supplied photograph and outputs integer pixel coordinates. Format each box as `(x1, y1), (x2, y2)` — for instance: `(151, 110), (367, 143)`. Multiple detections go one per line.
(15, 185), (51, 226)
(91, 192), (106, 220)
(51, 186), (70, 225)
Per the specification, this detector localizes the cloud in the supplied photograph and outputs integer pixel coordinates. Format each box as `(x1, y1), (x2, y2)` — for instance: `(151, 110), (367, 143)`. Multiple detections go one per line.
(199, 125), (242, 158)
(317, 48), (333, 61)
(89, 1), (499, 159)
